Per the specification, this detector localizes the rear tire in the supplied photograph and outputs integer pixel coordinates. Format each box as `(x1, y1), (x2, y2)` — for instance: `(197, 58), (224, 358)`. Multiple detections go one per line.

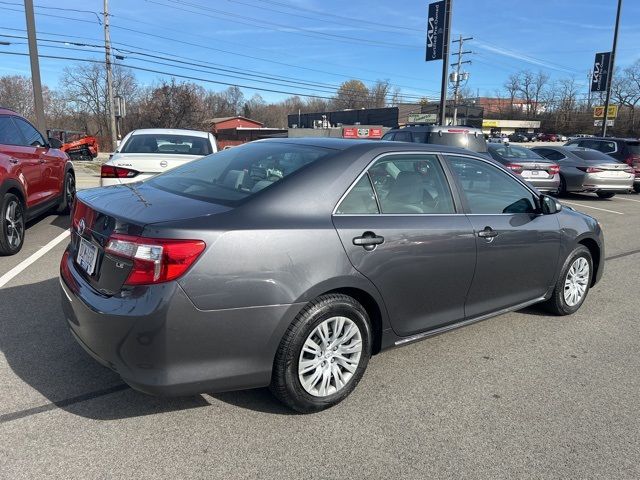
(0, 193), (25, 256)
(270, 294), (372, 413)
(634, 184), (640, 194)
(543, 245), (592, 316)
(557, 175), (567, 197)
(56, 171), (75, 214)
(596, 191), (615, 199)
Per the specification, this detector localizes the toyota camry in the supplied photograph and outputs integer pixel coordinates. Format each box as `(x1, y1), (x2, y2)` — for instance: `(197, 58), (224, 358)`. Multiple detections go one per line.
(60, 138), (604, 412)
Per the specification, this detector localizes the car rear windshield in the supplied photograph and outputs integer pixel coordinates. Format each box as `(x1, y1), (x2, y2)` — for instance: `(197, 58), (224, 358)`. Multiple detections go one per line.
(626, 141), (640, 154)
(148, 141), (334, 206)
(571, 149), (622, 162)
(121, 134), (212, 155)
(414, 131), (488, 153)
(489, 145), (543, 159)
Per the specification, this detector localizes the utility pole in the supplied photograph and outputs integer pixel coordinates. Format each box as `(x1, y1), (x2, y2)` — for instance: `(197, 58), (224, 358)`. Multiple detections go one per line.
(450, 34), (472, 125)
(103, 0), (118, 151)
(601, 0), (623, 137)
(586, 70), (593, 109)
(24, 0), (46, 134)
(437, 0), (452, 126)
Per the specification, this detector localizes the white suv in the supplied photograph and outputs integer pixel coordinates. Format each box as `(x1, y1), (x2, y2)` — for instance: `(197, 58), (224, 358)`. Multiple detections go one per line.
(101, 128), (218, 186)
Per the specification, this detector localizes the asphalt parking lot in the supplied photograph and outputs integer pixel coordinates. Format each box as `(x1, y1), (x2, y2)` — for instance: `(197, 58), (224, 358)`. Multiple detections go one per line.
(1, 168), (640, 479)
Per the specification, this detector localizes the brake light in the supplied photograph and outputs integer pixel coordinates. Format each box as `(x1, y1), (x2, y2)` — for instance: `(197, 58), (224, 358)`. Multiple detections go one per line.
(101, 165), (139, 178)
(577, 167), (604, 173)
(105, 234), (205, 285)
(623, 166), (635, 174)
(505, 163), (523, 174)
(625, 155), (640, 168)
(548, 165), (560, 175)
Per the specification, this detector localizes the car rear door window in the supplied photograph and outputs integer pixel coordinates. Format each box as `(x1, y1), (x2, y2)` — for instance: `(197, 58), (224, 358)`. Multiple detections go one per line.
(534, 149), (566, 162)
(381, 132), (395, 141)
(581, 139), (616, 153)
(335, 175), (379, 214)
(367, 154), (455, 214)
(393, 131), (413, 142)
(445, 155), (537, 215)
(0, 116), (24, 145)
(13, 118), (45, 147)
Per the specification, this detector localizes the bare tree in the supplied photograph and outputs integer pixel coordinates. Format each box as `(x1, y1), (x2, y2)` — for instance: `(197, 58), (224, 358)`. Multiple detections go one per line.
(368, 80), (390, 108)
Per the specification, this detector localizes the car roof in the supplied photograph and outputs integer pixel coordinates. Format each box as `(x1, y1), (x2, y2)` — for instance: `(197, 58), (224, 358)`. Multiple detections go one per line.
(258, 137), (486, 156)
(388, 125), (484, 133)
(129, 128), (211, 138)
(569, 137), (638, 142)
(0, 107), (19, 116)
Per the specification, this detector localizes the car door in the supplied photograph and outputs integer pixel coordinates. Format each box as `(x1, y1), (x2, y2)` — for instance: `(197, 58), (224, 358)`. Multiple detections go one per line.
(332, 153), (477, 337)
(443, 154), (561, 318)
(14, 117), (64, 202)
(0, 115), (45, 207)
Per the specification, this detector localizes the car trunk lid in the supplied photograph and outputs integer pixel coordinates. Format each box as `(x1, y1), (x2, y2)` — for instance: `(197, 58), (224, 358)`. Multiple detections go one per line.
(109, 153), (204, 176)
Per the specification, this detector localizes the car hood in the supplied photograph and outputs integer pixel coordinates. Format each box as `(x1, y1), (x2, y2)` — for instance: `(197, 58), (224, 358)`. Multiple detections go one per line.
(76, 182), (231, 226)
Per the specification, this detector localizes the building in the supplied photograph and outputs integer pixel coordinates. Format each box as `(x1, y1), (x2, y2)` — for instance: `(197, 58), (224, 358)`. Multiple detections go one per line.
(481, 119), (541, 136)
(474, 97), (545, 116)
(204, 116), (286, 148)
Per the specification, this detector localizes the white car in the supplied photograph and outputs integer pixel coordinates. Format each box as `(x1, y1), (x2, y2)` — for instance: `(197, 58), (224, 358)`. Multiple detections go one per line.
(101, 128), (218, 186)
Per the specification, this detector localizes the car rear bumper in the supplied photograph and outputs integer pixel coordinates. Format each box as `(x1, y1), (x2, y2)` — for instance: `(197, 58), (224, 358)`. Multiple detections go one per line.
(60, 248), (304, 396)
(580, 173), (634, 191)
(525, 176), (560, 193)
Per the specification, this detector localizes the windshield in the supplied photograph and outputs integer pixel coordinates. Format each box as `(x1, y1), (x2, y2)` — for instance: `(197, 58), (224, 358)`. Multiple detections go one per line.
(421, 131), (488, 153)
(148, 141), (334, 206)
(489, 145), (543, 159)
(121, 134), (212, 155)
(626, 141), (640, 155)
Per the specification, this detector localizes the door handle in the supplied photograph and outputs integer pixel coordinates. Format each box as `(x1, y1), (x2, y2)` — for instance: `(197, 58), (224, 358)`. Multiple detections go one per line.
(477, 226), (498, 240)
(353, 231), (384, 251)
(9, 158), (19, 164)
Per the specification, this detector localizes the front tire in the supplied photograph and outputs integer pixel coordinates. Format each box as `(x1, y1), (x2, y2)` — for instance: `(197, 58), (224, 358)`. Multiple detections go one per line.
(270, 294), (372, 413)
(543, 245), (592, 316)
(596, 191), (615, 199)
(0, 193), (25, 256)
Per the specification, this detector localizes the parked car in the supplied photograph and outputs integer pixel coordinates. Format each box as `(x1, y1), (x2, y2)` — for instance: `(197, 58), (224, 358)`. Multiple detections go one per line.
(101, 128), (218, 186)
(531, 146), (634, 198)
(381, 125), (488, 153)
(508, 133), (530, 143)
(556, 134), (568, 142)
(538, 133), (559, 142)
(564, 137), (640, 192)
(487, 143), (560, 193)
(0, 107), (75, 255)
(61, 138), (604, 412)
(488, 134), (509, 144)
(567, 134), (595, 141)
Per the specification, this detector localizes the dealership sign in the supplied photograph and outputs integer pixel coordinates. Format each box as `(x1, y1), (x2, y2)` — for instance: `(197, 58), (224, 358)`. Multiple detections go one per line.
(591, 52), (612, 92)
(342, 127), (383, 139)
(594, 119), (614, 127)
(408, 113), (438, 123)
(425, 1), (446, 61)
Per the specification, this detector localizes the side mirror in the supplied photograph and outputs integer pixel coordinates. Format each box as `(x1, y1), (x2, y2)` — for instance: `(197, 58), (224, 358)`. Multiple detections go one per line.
(541, 194), (562, 214)
(48, 137), (63, 149)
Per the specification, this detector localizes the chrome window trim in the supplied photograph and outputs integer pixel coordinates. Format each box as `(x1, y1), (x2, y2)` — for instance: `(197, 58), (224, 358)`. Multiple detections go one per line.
(332, 151), (460, 216)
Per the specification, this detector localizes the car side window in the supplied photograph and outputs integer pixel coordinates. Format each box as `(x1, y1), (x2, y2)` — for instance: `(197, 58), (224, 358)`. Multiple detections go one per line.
(335, 175), (379, 214)
(596, 141), (616, 153)
(393, 131), (412, 142)
(368, 154), (455, 214)
(381, 132), (394, 141)
(535, 149), (565, 162)
(13, 118), (45, 147)
(444, 155), (537, 215)
(0, 116), (24, 145)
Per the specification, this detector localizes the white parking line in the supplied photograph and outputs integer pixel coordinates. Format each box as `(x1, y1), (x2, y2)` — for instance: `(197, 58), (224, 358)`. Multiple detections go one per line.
(562, 201), (624, 215)
(615, 196), (640, 204)
(0, 230), (70, 289)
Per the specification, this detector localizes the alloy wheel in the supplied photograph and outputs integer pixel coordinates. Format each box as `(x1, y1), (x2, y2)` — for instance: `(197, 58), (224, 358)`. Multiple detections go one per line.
(5, 199), (24, 249)
(66, 174), (76, 207)
(564, 257), (589, 307)
(298, 316), (363, 397)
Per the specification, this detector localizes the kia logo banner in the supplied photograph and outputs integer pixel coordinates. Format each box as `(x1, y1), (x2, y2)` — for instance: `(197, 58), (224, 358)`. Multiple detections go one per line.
(591, 52), (611, 92)
(426, 0), (446, 62)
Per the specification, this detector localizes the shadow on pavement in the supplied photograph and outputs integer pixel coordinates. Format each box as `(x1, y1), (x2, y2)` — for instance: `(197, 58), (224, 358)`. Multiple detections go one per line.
(209, 388), (295, 416)
(0, 277), (210, 421)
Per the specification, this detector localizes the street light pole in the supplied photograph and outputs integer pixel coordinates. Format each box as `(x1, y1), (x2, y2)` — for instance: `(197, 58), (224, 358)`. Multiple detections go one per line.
(601, 0), (623, 137)
(103, 0), (118, 151)
(23, 0), (46, 134)
(438, 0), (452, 126)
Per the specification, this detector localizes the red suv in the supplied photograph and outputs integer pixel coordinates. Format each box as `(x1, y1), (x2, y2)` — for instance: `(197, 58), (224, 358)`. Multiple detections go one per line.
(0, 108), (75, 255)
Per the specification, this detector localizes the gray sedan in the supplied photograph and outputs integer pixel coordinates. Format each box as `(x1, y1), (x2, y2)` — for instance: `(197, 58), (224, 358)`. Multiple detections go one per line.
(487, 143), (560, 193)
(60, 139), (604, 412)
(531, 146), (634, 198)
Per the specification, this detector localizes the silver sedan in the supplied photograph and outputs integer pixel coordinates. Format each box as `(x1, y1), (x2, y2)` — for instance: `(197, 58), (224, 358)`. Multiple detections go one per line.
(531, 146), (634, 198)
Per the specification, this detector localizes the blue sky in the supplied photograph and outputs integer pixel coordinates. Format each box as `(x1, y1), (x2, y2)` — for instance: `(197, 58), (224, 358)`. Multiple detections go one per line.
(1, 0), (639, 104)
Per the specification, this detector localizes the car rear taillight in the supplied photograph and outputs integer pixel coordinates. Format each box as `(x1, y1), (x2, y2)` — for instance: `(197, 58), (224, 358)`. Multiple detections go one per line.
(101, 165), (139, 178)
(624, 155), (640, 168)
(548, 165), (560, 175)
(105, 234), (205, 285)
(505, 163), (523, 174)
(577, 167), (604, 173)
(623, 166), (635, 174)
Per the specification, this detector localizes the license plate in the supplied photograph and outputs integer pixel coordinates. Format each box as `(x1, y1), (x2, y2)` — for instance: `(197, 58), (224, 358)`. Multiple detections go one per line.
(523, 170), (549, 178)
(600, 170), (627, 178)
(77, 237), (98, 276)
